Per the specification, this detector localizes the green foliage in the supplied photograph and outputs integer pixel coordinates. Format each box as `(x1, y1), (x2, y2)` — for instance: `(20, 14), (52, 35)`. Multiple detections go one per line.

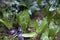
(3, 36), (9, 40)
(16, 10), (30, 31)
(37, 0), (42, 5)
(49, 20), (55, 37)
(41, 29), (49, 40)
(36, 18), (48, 33)
(40, 20), (60, 40)
(22, 32), (37, 37)
(0, 11), (14, 29)
(20, 0), (32, 8)
(0, 0), (60, 40)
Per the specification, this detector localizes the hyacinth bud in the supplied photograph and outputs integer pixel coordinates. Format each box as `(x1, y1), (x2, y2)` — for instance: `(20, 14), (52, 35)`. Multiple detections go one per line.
(17, 32), (24, 40)
(7, 27), (17, 35)
(9, 29), (16, 34)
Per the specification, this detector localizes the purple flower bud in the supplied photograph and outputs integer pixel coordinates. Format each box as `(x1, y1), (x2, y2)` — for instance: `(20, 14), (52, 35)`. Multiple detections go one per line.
(17, 32), (24, 40)
(10, 29), (16, 34)
(8, 28), (17, 35)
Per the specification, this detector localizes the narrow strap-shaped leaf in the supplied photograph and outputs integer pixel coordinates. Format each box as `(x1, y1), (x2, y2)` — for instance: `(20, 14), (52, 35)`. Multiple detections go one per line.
(49, 20), (54, 29)
(55, 25), (60, 34)
(0, 19), (10, 29)
(22, 32), (37, 37)
(10, 14), (15, 27)
(40, 29), (49, 40)
(16, 10), (30, 32)
(2, 11), (13, 29)
(49, 20), (55, 37)
(36, 18), (48, 33)
(0, 19), (5, 23)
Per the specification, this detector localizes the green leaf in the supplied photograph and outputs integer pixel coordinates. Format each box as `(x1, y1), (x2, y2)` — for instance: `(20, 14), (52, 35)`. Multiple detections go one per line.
(49, 37), (53, 40)
(37, 0), (42, 5)
(49, 20), (54, 29)
(0, 19), (5, 23)
(40, 29), (49, 40)
(0, 11), (14, 29)
(36, 18), (48, 33)
(56, 7), (60, 14)
(49, 20), (55, 37)
(3, 36), (9, 40)
(55, 25), (60, 34)
(16, 10), (30, 32)
(22, 32), (37, 37)
(43, 6), (54, 22)
(49, 29), (55, 37)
